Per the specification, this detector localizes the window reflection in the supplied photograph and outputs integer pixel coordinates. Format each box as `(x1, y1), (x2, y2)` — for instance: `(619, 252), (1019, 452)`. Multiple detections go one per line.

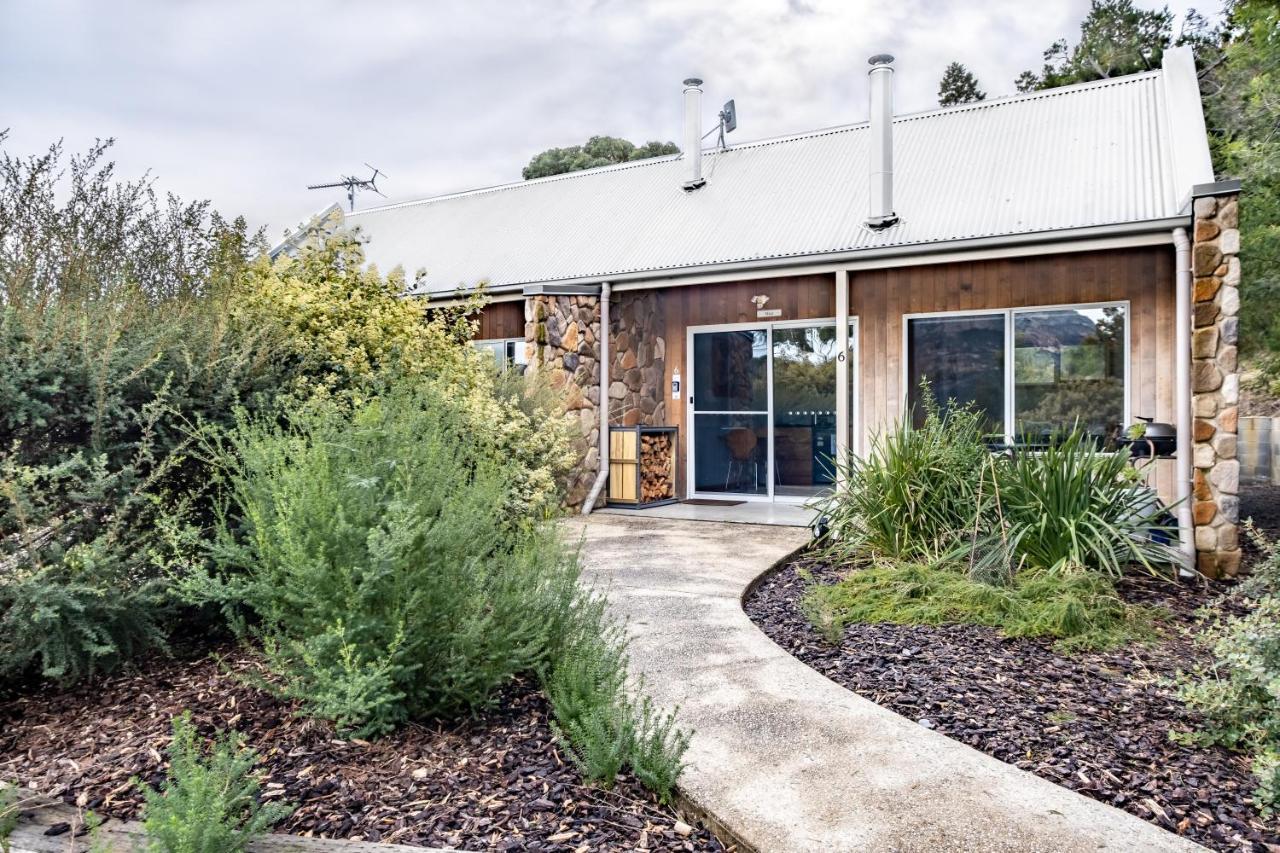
(907, 314), (1005, 434)
(1014, 307), (1125, 442)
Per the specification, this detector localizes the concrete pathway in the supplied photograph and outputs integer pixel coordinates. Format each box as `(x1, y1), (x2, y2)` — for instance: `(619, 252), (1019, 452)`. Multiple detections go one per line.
(568, 514), (1203, 853)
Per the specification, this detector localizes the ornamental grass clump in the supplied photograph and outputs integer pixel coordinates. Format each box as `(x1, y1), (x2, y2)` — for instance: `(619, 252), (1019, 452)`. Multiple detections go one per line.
(807, 387), (1181, 650)
(811, 390), (988, 563)
(980, 429), (1178, 578)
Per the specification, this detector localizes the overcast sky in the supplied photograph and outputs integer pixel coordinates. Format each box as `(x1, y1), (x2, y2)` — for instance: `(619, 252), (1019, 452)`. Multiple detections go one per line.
(1, 0), (1195, 239)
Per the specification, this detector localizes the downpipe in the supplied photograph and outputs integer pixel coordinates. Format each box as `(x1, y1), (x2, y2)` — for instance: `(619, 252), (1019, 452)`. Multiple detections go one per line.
(1173, 227), (1196, 570)
(582, 281), (612, 515)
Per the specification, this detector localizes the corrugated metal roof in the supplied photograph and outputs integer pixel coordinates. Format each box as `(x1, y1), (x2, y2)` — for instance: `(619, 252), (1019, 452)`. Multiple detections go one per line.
(346, 65), (1210, 296)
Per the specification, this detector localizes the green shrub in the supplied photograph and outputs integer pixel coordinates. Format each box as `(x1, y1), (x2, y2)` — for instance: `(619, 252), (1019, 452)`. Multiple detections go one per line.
(183, 380), (582, 735)
(1240, 519), (1280, 599)
(0, 136), (284, 687)
(803, 560), (1158, 651)
(983, 430), (1178, 578)
(141, 713), (292, 853)
(0, 420), (178, 684)
(1176, 595), (1280, 816)
(812, 392), (988, 562)
(628, 697), (691, 800)
(542, 594), (688, 802)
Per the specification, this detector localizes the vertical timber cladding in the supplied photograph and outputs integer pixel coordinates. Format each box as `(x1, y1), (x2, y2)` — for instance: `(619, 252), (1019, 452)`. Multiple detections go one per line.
(850, 245), (1178, 504)
(471, 299), (525, 340)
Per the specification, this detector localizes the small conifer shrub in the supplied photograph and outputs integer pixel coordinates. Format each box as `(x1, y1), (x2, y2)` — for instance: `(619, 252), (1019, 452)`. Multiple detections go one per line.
(141, 713), (292, 853)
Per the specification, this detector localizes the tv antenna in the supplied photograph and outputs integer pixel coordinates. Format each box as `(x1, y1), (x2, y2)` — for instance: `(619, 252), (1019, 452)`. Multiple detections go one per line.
(702, 99), (737, 150)
(307, 164), (387, 211)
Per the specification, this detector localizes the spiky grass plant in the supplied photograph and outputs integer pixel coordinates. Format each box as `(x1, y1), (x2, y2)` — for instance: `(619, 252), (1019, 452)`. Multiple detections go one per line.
(982, 429), (1179, 578)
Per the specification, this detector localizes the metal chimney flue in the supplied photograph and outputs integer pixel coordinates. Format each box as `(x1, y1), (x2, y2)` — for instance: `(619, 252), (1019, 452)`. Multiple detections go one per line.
(683, 77), (706, 191)
(866, 54), (898, 228)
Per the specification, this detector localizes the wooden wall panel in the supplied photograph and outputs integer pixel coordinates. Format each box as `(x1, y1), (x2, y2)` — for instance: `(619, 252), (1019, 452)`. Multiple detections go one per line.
(472, 300), (525, 340)
(850, 245), (1177, 500)
(464, 248), (1179, 503)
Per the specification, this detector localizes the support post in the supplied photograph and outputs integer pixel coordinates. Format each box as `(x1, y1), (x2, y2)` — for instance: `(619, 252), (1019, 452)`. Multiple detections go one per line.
(835, 269), (850, 482)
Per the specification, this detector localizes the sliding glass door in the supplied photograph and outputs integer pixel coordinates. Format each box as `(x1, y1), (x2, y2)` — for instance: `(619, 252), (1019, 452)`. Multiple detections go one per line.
(689, 328), (769, 496)
(688, 319), (856, 502)
(772, 324), (841, 498)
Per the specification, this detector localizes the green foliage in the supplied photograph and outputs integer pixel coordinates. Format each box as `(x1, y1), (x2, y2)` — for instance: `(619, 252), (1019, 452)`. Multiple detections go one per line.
(811, 391), (988, 563)
(0, 136), (281, 687)
(0, 783), (17, 853)
(937, 61), (986, 106)
(814, 382), (1176, 580)
(979, 430), (1179, 578)
(628, 697), (691, 800)
(522, 135), (679, 180)
(1015, 0), (1174, 91)
(183, 380), (582, 735)
(545, 609), (633, 787)
(1202, 0), (1280, 367)
(1176, 595), (1280, 816)
(803, 560), (1159, 652)
(141, 713), (293, 853)
(543, 595), (688, 802)
(242, 232), (575, 518)
(1239, 520), (1280, 599)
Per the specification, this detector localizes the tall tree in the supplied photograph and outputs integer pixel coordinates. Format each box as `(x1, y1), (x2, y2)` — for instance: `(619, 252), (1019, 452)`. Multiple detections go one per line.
(1200, 0), (1280, 365)
(1016, 0), (1174, 91)
(522, 135), (679, 180)
(937, 62), (987, 106)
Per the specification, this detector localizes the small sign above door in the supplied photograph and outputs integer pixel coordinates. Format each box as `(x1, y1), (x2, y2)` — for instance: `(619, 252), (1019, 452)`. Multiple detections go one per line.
(756, 308), (782, 318)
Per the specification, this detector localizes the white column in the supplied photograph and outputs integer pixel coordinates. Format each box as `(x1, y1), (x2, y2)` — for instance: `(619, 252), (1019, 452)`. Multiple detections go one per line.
(835, 269), (850, 481)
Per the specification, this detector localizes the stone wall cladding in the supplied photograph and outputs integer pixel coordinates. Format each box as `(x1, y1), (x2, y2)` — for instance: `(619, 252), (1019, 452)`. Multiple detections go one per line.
(525, 294), (601, 510)
(609, 291), (667, 428)
(1191, 193), (1242, 578)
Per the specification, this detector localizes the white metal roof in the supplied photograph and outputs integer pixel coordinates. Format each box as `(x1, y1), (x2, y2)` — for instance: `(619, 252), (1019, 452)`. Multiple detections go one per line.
(346, 50), (1212, 296)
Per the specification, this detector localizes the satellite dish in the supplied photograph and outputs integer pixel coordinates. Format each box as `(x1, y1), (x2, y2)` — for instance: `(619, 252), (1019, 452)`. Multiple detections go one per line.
(721, 99), (737, 134)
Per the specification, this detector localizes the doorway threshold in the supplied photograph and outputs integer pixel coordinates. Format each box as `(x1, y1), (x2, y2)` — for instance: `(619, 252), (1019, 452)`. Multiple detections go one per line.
(596, 500), (816, 528)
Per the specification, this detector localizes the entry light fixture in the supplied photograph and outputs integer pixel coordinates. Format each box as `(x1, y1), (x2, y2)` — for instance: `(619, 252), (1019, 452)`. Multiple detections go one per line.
(750, 294), (770, 309)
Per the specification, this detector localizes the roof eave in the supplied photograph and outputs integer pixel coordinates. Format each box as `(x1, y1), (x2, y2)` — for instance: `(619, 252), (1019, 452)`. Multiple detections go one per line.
(412, 217), (1188, 298)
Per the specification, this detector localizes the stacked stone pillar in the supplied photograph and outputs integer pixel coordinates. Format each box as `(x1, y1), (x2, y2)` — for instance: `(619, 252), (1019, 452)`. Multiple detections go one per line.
(525, 293), (602, 510)
(1190, 191), (1242, 577)
(608, 292), (668, 428)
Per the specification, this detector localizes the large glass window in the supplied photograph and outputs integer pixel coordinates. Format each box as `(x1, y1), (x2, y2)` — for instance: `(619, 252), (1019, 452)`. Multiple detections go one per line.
(1014, 306), (1126, 442)
(906, 314), (1005, 433)
(473, 338), (528, 374)
(907, 304), (1127, 444)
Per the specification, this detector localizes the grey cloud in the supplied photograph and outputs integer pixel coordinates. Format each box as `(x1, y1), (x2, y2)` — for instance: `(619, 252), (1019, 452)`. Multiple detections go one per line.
(0, 0), (1178, 238)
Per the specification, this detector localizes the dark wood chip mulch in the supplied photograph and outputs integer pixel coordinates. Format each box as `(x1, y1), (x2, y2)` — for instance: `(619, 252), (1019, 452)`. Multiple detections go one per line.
(744, 557), (1279, 853)
(0, 651), (723, 852)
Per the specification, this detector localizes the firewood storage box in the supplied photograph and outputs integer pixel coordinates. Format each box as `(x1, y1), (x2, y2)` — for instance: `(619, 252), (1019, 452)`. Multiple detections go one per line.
(607, 426), (678, 508)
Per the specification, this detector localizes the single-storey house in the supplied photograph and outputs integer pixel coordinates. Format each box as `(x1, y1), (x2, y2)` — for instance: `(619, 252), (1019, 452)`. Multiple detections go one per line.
(336, 46), (1243, 576)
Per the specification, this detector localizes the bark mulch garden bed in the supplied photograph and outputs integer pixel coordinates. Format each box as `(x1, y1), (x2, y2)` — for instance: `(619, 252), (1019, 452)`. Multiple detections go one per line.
(744, 489), (1280, 853)
(0, 650), (723, 852)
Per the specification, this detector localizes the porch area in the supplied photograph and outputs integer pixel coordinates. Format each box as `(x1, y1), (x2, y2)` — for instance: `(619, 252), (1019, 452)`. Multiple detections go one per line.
(595, 499), (816, 527)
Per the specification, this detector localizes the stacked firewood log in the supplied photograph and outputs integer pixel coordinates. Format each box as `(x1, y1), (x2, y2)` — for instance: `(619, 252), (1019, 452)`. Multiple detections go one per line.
(639, 432), (674, 503)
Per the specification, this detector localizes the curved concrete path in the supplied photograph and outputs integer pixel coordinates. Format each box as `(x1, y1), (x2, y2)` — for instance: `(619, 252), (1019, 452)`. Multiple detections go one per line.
(568, 514), (1202, 853)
